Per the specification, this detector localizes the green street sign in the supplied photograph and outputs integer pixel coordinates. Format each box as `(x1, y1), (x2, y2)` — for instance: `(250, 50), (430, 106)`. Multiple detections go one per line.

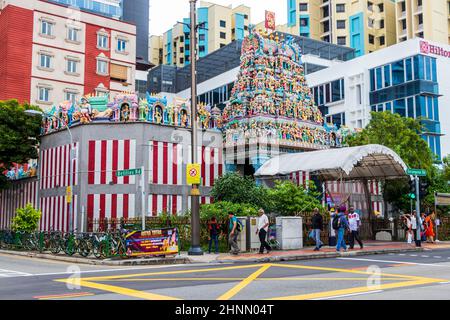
(407, 169), (427, 177)
(116, 168), (142, 177)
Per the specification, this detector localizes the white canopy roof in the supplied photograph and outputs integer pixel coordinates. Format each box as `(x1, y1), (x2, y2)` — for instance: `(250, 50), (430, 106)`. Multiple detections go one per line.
(254, 144), (408, 181)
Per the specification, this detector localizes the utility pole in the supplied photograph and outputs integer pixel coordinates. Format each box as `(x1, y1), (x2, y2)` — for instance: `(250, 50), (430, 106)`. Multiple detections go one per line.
(415, 176), (421, 247)
(188, 0), (203, 256)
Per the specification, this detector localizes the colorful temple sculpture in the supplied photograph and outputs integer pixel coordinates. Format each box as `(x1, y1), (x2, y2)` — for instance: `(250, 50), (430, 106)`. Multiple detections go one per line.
(41, 92), (221, 135)
(223, 29), (349, 156)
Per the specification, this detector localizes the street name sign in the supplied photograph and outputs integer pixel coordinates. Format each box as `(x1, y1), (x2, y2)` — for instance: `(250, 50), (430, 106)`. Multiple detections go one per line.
(407, 169), (427, 177)
(116, 168), (142, 177)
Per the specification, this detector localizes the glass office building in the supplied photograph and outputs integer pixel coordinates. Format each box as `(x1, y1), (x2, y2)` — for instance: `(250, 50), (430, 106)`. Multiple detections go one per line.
(47, 0), (123, 18)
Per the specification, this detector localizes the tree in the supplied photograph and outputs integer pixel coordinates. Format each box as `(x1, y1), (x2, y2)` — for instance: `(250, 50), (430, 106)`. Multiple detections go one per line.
(211, 173), (272, 210)
(11, 204), (42, 233)
(267, 181), (324, 216)
(0, 100), (42, 189)
(348, 112), (434, 213)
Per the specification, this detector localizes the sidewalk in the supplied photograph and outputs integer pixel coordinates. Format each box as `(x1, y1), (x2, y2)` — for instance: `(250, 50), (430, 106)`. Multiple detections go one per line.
(1, 241), (449, 266)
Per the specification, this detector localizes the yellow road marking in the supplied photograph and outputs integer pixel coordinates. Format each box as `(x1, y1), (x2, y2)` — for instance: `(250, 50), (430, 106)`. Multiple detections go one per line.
(35, 292), (94, 300)
(268, 279), (442, 300)
(101, 277), (403, 282)
(82, 264), (263, 281)
(55, 279), (179, 300)
(217, 264), (271, 300)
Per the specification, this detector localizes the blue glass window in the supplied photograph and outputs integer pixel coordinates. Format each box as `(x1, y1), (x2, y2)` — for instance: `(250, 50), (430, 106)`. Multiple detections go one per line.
(370, 69), (375, 91)
(434, 97), (439, 121)
(394, 99), (406, 117)
(429, 136), (436, 155)
(405, 58), (413, 82)
(407, 97), (414, 118)
(385, 102), (392, 112)
(318, 86), (324, 105)
(371, 105), (377, 112)
(332, 80), (342, 102)
(427, 96), (433, 120)
(392, 60), (405, 85)
(432, 58), (437, 82)
(384, 65), (391, 87)
(425, 57), (432, 81)
(376, 67), (383, 90)
(377, 104), (384, 112)
(436, 136), (442, 160)
(414, 55), (424, 80)
(415, 95), (426, 118)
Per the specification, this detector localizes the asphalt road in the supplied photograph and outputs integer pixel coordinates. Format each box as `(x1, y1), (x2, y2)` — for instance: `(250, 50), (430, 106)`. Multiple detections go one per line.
(1, 249), (450, 300)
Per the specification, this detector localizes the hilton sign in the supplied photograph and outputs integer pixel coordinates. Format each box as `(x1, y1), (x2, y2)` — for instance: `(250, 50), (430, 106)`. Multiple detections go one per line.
(420, 40), (450, 58)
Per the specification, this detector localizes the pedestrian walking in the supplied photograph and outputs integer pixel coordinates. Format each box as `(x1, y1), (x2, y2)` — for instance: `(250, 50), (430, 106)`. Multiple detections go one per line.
(311, 208), (324, 251)
(329, 207), (337, 247)
(207, 217), (220, 254)
(424, 213), (435, 244)
(410, 211), (420, 246)
(256, 209), (272, 254)
(228, 212), (240, 255)
(348, 207), (363, 250)
(334, 205), (349, 252)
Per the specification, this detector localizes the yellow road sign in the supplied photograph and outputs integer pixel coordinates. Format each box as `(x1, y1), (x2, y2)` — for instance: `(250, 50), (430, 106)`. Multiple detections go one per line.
(186, 163), (201, 185)
(66, 186), (72, 204)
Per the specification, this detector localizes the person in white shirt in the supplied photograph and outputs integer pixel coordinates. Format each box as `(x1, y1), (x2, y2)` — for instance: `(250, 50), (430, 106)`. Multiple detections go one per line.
(256, 209), (272, 254)
(348, 207), (364, 250)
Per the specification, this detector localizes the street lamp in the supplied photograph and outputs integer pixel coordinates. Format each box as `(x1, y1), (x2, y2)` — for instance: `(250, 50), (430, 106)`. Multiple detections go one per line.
(25, 109), (76, 233)
(188, 0), (203, 256)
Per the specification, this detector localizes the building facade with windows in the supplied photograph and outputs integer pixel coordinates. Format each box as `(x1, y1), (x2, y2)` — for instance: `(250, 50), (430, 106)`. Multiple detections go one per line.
(0, 0), (136, 110)
(395, 0), (449, 45)
(150, 1), (251, 68)
(307, 38), (450, 160)
(46, 0), (123, 18)
(286, 0), (398, 56)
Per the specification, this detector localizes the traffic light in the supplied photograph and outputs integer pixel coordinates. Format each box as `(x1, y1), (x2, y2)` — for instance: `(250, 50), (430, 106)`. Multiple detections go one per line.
(409, 179), (416, 194)
(419, 180), (429, 198)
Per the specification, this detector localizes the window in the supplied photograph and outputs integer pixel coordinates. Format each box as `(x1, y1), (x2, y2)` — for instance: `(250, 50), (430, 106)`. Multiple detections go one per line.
(199, 45), (205, 52)
(336, 4), (345, 12)
(41, 20), (53, 36)
(97, 59), (108, 75)
(405, 58), (413, 81)
(220, 32), (226, 39)
(368, 1), (373, 11)
(180, 58), (184, 64)
(394, 99), (406, 117)
(220, 43), (226, 48)
(369, 34), (375, 44)
(337, 36), (346, 46)
(67, 27), (78, 42)
(65, 92), (77, 102)
(299, 3), (308, 11)
(384, 64), (391, 87)
(300, 18), (309, 27)
(379, 36), (385, 46)
(110, 63), (128, 82)
(67, 59), (77, 74)
(407, 97), (414, 118)
(392, 60), (405, 85)
(375, 67), (382, 90)
(38, 87), (50, 102)
(39, 54), (51, 69)
(336, 20), (346, 29)
(401, 19), (407, 30)
(418, 0), (422, 7)
(220, 20), (226, 28)
(244, 14), (249, 19)
(380, 19), (385, 29)
(199, 34), (205, 41)
(117, 39), (127, 52)
(401, 1), (406, 12)
(379, 3), (384, 12)
(97, 34), (109, 49)
(418, 14), (423, 25)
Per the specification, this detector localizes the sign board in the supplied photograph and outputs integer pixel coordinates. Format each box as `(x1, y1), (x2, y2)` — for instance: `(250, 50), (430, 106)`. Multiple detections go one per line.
(125, 228), (179, 257)
(435, 193), (450, 206)
(407, 169), (427, 177)
(66, 186), (72, 204)
(116, 168), (142, 177)
(186, 163), (201, 185)
(265, 11), (276, 30)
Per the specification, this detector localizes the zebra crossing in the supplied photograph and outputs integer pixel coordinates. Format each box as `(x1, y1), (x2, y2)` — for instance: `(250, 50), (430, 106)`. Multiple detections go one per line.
(0, 268), (31, 278)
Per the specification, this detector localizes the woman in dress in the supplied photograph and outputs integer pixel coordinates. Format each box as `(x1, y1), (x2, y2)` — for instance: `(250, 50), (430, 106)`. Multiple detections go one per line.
(424, 213), (435, 244)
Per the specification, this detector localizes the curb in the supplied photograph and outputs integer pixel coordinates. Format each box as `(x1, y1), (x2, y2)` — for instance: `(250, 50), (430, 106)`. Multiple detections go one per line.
(0, 250), (191, 266)
(215, 247), (425, 264)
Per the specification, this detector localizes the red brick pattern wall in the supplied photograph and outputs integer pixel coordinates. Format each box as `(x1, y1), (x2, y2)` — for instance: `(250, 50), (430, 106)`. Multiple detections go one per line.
(0, 5), (33, 103)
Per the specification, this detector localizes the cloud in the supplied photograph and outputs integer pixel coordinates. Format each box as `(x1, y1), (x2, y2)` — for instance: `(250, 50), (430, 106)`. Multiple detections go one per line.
(150, 0), (287, 35)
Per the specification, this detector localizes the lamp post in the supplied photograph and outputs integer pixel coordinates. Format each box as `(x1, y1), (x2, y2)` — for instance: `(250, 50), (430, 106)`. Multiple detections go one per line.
(188, 0), (203, 256)
(25, 110), (75, 233)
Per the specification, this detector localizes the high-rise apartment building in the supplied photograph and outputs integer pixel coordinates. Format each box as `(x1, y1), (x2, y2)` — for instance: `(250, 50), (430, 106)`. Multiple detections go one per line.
(395, 0), (449, 45)
(0, 0), (136, 109)
(286, 0), (397, 56)
(150, 1), (251, 68)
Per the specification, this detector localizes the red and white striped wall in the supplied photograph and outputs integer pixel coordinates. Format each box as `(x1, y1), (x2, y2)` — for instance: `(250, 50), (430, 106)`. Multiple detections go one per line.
(290, 171), (310, 188)
(87, 194), (136, 224)
(148, 195), (183, 216)
(325, 180), (381, 196)
(149, 141), (223, 187)
(39, 196), (78, 232)
(40, 143), (78, 190)
(88, 139), (137, 185)
(0, 179), (38, 230)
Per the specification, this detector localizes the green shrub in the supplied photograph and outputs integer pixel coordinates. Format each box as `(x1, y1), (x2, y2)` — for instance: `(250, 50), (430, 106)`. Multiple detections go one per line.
(200, 201), (258, 220)
(11, 204), (41, 233)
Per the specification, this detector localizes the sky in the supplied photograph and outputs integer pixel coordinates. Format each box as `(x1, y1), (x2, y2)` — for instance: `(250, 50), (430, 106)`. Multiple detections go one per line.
(149, 0), (288, 35)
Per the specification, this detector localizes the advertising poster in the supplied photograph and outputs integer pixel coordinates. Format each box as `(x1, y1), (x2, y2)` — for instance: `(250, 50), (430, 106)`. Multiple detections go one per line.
(125, 228), (179, 257)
